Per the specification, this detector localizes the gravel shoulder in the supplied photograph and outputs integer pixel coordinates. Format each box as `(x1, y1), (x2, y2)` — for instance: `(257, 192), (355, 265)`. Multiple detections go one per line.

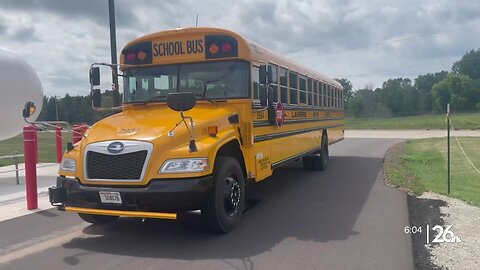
(384, 142), (480, 270)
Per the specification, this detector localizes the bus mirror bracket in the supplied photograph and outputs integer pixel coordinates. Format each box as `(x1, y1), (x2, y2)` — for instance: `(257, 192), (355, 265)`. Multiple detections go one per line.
(267, 86), (276, 125)
(166, 92), (198, 152)
(89, 63), (122, 111)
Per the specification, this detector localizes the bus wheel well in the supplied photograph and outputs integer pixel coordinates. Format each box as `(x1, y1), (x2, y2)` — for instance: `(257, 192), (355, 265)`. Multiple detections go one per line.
(216, 140), (247, 179)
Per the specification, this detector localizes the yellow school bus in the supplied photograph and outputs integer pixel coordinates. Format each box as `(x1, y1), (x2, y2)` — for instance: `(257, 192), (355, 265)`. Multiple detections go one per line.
(48, 27), (344, 232)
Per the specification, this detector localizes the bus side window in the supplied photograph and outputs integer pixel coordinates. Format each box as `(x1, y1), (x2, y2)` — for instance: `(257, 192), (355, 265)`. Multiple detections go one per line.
(328, 86), (331, 108)
(307, 78), (313, 106)
(299, 75), (307, 104)
(320, 83), (325, 107)
(289, 71), (298, 104)
(314, 80), (319, 107)
(253, 67), (260, 100)
(329, 86), (333, 108)
(279, 67), (288, 104)
(269, 64), (279, 102)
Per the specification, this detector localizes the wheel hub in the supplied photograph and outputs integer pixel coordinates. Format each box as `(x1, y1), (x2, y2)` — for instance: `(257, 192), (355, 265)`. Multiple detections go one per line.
(224, 176), (241, 215)
(230, 181), (241, 207)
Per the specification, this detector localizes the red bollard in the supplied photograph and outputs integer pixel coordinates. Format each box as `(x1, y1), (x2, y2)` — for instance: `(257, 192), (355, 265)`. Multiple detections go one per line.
(34, 126), (38, 164)
(56, 125), (63, 163)
(73, 124), (88, 144)
(23, 125), (38, 210)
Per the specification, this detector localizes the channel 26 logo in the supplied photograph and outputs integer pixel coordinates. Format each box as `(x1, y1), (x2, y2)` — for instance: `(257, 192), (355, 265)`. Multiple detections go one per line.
(404, 225), (461, 243)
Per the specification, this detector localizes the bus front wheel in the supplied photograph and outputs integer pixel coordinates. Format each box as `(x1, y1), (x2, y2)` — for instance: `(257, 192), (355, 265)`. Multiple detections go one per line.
(202, 156), (245, 233)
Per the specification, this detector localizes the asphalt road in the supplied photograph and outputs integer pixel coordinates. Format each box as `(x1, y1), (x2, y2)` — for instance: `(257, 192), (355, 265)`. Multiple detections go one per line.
(0, 138), (413, 270)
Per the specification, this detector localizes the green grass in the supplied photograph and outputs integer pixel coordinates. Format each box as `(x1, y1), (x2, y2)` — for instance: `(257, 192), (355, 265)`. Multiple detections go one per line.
(386, 137), (480, 206)
(346, 112), (480, 129)
(0, 131), (72, 166)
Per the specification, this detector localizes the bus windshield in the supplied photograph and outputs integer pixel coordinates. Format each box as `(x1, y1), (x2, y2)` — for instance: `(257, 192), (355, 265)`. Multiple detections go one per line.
(123, 61), (249, 103)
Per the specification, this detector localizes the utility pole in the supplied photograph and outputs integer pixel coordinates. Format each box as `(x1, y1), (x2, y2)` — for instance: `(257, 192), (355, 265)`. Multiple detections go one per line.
(108, 0), (120, 107)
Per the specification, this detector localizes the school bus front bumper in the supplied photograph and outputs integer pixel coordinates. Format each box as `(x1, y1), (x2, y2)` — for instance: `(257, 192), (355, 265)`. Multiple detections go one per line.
(61, 206), (177, 220)
(49, 175), (214, 215)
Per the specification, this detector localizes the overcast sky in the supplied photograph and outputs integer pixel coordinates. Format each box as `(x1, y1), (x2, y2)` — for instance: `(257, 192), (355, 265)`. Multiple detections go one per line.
(1, 0), (479, 96)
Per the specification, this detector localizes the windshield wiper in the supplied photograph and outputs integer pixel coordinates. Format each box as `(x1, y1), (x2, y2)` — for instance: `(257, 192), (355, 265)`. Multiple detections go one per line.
(127, 95), (167, 105)
(148, 95), (167, 101)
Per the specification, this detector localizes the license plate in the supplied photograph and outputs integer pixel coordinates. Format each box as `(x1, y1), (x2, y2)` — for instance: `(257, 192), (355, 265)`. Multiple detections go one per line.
(99, 191), (122, 204)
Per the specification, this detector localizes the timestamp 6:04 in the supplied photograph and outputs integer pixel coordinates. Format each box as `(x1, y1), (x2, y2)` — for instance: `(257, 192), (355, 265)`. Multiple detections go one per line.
(404, 226), (422, 234)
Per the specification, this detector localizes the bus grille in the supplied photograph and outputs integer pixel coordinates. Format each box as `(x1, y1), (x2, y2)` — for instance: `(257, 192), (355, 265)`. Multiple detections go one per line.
(86, 150), (148, 180)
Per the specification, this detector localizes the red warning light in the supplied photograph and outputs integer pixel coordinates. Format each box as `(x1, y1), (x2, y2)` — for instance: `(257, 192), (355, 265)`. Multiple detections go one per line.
(209, 43), (219, 54)
(127, 52), (136, 61)
(221, 42), (232, 53)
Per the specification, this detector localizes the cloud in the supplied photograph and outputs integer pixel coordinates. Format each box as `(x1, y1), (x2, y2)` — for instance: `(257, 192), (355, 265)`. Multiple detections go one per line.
(0, 0), (479, 95)
(0, 0), (138, 27)
(12, 25), (39, 42)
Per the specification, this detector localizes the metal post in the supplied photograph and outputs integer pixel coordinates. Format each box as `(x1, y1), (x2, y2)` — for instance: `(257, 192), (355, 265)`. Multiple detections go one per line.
(56, 125), (63, 163)
(23, 125), (38, 210)
(447, 103), (451, 195)
(14, 151), (19, 185)
(108, 0), (120, 107)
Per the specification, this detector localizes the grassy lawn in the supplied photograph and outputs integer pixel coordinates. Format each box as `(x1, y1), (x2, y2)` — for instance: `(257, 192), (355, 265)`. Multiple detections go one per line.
(0, 131), (72, 166)
(346, 112), (480, 129)
(385, 137), (480, 206)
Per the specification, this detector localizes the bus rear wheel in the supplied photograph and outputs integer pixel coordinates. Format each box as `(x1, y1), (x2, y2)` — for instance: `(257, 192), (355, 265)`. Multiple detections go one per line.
(78, 213), (118, 225)
(302, 134), (329, 171)
(202, 156), (245, 233)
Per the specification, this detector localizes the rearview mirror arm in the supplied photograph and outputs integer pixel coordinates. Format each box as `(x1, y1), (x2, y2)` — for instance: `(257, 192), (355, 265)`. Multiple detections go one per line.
(168, 111), (198, 152)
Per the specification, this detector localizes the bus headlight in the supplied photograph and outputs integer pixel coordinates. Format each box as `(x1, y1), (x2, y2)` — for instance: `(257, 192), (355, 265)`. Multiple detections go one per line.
(59, 158), (76, 172)
(159, 158), (209, 173)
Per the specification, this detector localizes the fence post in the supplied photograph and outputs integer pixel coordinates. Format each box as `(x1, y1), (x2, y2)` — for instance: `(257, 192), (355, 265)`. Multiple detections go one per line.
(56, 125), (63, 163)
(23, 125), (38, 210)
(14, 151), (20, 185)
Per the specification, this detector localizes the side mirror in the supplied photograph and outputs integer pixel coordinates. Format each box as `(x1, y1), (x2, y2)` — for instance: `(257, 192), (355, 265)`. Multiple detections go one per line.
(23, 101), (36, 118)
(90, 67), (100, 86)
(92, 89), (101, 108)
(166, 92), (196, 112)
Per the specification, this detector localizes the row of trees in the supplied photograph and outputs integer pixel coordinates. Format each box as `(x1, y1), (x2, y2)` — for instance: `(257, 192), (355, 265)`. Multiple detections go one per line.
(337, 49), (480, 117)
(37, 94), (114, 124)
(38, 49), (479, 123)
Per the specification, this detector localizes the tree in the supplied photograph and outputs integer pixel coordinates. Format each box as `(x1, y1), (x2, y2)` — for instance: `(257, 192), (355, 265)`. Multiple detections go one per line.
(347, 97), (363, 117)
(415, 71), (448, 113)
(452, 49), (480, 79)
(380, 78), (418, 115)
(334, 78), (353, 100)
(432, 73), (478, 112)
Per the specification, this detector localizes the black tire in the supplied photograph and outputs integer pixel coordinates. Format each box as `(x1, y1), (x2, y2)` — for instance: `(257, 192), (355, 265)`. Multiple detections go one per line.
(302, 156), (314, 170)
(78, 213), (118, 225)
(202, 156), (245, 233)
(313, 134), (329, 171)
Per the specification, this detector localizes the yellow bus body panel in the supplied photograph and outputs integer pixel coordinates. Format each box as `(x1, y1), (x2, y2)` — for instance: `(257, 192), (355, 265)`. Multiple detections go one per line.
(59, 27), (344, 186)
